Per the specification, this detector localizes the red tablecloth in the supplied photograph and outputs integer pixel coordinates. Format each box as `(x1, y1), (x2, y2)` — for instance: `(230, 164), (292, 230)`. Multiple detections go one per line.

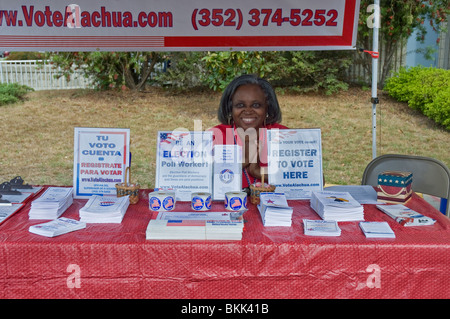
(0, 188), (449, 299)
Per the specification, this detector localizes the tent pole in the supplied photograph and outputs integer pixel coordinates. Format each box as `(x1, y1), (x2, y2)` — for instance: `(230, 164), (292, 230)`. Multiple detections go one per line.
(371, 0), (380, 159)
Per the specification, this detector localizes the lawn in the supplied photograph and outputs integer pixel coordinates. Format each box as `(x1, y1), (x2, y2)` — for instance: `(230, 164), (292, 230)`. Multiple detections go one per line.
(0, 86), (449, 188)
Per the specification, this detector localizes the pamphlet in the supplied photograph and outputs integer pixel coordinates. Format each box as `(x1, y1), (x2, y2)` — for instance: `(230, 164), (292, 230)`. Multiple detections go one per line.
(310, 191), (364, 221)
(376, 204), (436, 226)
(79, 195), (130, 223)
(146, 219), (244, 240)
(359, 221), (395, 238)
(29, 217), (86, 237)
(258, 192), (293, 226)
(29, 187), (74, 220)
(303, 219), (341, 236)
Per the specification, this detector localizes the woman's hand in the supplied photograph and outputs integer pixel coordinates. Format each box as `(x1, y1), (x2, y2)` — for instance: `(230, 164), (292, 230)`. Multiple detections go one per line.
(247, 162), (262, 180)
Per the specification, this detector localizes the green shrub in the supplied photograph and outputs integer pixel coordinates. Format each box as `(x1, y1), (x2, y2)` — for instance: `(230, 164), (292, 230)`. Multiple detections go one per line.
(384, 66), (450, 130)
(0, 83), (34, 106)
(201, 51), (271, 91)
(160, 51), (351, 94)
(265, 51), (351, 95)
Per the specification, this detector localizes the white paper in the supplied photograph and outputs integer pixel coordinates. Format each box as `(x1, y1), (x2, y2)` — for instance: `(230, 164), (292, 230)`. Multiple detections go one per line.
(376, 204), (436, 226)
(79, 195), (129, 223)
(146, 219), (244, 240)
(29, 187), (74, 220)
(213, 144), (242, 200)
(359, 221), (395, 238)
(324, 185), (379, 204)
(310, 191), (364, 222)
(303, 219), (341, 236)
(29, 217), (86, 237)
(258, 192), (293, 226)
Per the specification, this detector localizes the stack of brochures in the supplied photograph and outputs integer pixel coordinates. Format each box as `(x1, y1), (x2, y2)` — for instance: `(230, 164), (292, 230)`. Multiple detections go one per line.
(359, 221), (395, 238)
(28, 187), (73, 220)
(146, 219), (244, 240)
(376, 204), (436, 226)
(303, 219), (341, 236)
(310, 191), (364, 222)
(258, 192), (293, 226)
(79, 195), (130, 223)
(205, 220), (244, 240)
(29, 217), (86, 237)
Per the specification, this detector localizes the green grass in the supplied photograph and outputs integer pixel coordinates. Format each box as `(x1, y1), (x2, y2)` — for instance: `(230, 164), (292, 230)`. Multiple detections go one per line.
(0, 87), (448, 188)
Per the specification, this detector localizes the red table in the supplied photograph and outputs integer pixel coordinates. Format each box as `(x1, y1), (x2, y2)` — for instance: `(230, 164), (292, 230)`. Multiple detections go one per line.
(0, 188), (449, 299)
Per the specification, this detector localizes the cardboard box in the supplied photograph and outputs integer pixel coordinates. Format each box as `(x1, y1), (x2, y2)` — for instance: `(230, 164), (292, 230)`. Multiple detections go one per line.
(376, 171), (413, 203)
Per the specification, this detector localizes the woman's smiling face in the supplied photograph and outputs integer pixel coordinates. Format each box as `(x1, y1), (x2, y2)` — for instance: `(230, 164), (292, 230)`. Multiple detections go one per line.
(231, 84), (268, 131)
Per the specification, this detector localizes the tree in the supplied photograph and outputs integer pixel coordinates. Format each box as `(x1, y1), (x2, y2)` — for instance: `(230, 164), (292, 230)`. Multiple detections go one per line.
(356, 0), (448, 86)
(47, 51), (165, 90)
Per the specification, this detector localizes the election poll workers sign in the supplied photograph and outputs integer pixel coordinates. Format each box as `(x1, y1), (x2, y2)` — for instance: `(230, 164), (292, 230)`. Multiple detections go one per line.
(73, 127), (130, 199)
(0, 0), (360, 51)
(155, 131), (213, 201)
(268, 129), (323, 199)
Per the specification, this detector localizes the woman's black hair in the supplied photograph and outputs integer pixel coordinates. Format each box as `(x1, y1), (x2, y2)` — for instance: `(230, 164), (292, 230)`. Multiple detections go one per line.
(218, 74), (282, 125)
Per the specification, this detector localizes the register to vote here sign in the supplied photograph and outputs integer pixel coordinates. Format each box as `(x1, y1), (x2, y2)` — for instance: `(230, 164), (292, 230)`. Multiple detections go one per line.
(268, 129), (323, 199)
(73, 127), (130, 199)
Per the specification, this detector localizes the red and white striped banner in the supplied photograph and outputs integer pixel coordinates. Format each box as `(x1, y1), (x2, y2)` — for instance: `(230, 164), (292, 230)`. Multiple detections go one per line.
(0, 0), (360, 51)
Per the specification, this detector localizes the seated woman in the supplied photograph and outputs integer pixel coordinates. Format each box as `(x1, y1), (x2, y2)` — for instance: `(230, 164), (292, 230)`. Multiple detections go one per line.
(210, 74), (288, 191)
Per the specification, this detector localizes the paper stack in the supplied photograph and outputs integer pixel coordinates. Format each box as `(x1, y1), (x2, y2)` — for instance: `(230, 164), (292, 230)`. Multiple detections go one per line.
(29, 187), (73, 220)
(359, 221), (395, 238)
(79, 195), (130, 223)
(146, 219), (244, 240)
(310, 191), (364, 222)
(303, 219), (341, 236)
(205, 220), (244, 240)
(258, 192), (293, 226)
(29, 217), (86, 237)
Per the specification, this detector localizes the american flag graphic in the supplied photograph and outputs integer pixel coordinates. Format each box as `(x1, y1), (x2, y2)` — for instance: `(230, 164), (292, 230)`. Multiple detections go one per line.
(167, 220), (206, 227)
(163, 197), (174, 209)
(192, 198), (204, 209)
(150, 198), (161, 209)
(270, 130), (298, 142)
(160, 132), (190, 144)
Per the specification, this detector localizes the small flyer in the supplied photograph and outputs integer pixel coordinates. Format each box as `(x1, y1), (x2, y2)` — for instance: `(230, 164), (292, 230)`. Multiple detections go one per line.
(73, 127), (130, 199)
(213, 144), (242, 201)
(267, 128), (323, 199)
(155, 131), (213, 201)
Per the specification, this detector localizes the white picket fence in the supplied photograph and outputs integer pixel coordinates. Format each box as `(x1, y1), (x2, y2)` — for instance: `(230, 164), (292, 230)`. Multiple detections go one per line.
(0, 60), (92, 90)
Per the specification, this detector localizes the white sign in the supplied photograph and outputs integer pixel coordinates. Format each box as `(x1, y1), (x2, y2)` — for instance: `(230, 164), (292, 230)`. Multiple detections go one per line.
(268, 129), (323, 199)
(155, 131), (213, 201)
(213, 144), (242, 200)
(73, 127), (130, 198)
(0, 0), (360, 51)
